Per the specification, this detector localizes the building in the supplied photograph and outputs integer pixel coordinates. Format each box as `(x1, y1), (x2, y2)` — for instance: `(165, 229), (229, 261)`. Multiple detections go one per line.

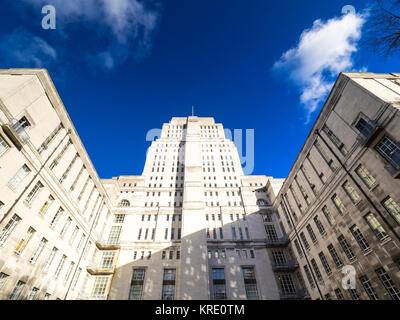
(0, 68), (302, 300)
(0, 69), (399, 300)
(273, 72), (400, 300)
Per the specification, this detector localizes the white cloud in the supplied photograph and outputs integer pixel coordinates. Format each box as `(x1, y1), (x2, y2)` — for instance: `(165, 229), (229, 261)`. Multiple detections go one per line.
(23, 0), (159, 70)
(273, 12), (366, 123)
(0, 28), (56, 67)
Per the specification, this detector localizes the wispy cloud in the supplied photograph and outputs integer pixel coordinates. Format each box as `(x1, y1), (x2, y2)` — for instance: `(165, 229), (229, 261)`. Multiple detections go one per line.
(0, 28), (56, 67)
(273, 11), (367, 123)
(18, 0), (160, 71)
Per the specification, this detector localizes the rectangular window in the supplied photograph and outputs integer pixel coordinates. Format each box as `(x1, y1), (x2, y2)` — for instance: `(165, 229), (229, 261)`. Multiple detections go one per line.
(54, 254), (67, 278)
(8, 164), (31, 190)
(322, 125), (348, 155)
(327, 244), (343, 268)
(364, 212), (388, 241)
(38, 195), (55, 216)
(382, 196), (400, 225)
(232, 227), (237, 240)
(331, 194), (346, 216)
(25, 181), (44, 204)
(293, 239), (303, 258)
(306, 224), (317, 243)
(313, 215), (326, 235)
(375, 267), (400, 300)
(355, 118), (374, 137)
(14, 226), (35, 255)
(356, 164), (376, 188)
(303, 265), (315, 288)
(334, 288), (344, 300)
(162, 269), (176, 300)
(242, 267), (258, 299)
(338, 235), (356, 261)
(343, 181), (361, 204)
(0, 272), (9, 290)
(265, 225), (278, 241)
(350, 225), (370, 253)
(212, 268), (226, 299)
(360, 275), (379, 300)
(50, 207), (64, 228)
(107, 226), (122, 244)
(318, 252), (332, 276)
(307, 154), (327, 184)
(92, 276), (108, 298)
(375, 136), (400, 169)
(60, 217), (72, 237)
(310, 259), (323, 282)
(300, 232), (310, 250)
(129, 269), (146, 300)
(0, 134), (9, 157)
(314, 141), (336, 170)
(0, 214), (21, 246)
(63, 261), (75, 285)
(322, 205), (335, 226)
(9, 280), (25, 300)
(278, 274), (296, 295)
(43, 247), (58, 272)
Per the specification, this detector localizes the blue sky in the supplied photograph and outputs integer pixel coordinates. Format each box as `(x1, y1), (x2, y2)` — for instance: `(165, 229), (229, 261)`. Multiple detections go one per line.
(0, 0), (398, 179)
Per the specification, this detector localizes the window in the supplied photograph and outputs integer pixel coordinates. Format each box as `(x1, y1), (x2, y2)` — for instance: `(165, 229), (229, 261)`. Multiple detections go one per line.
(303, 265), (315, 288)
(327, 244), (343, 268)
(278, 274), (296, 295)
(162, 269), (176, 300)
(108, 226), (122, 244)
(300, 232), (310, 250)
(360, 275), (379, 300)
(242, 267), (258, 299)
(8, 164), (31, 190)
(92, 276), (108, 298)
(63, 261), (75, 285)
(129, 269), (146, 300)
(313, 215), (326, 235)
(318, 252), (332, 276)
(265, 225), (278, 241)
(322, 206), (335, 226)
(0, 273), (9, 290)
(314, 142), (336, 170)
(257, 199), (266, 206)
(0, 134), (9, 157)
(54, 254), (67, 278)
(43, 247), (58, 273)
(50, 207), (64, 228)
(0, 214), (21, 246)
(322, 125), (347, 155)
(119, 199), (130, 207)
(113, 214), (125, 223)
(355, 165), (376, 190)
(338, 235), (356, 261)
(60, 217), (72, 237)
(310, 259), (323, 282)
(364, 212), (387, 241)
(355, 118), (374, 137)
(212, 268), (226, 299)
(342, 181), (361, 204)
(293, 239), (303, 258)
(334, 288), (344, 300)
(15, 226), (35, 255)
(375, 136), (400, 169)
(382, 196), (400, 225)
(272, 251), (287, 265)
(350, 225), (370, 253)
(9, 280), (25, 300)
(375, 267), (400, 300)
(306, 224), (317, 243)
(331, 194), (346, 216)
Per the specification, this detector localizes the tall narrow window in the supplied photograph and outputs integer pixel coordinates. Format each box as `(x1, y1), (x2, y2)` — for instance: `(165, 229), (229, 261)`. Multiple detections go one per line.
(162, 269), (176, 300)
(8, 164), (31, 190)
(242, 267), (258, 299)
(14, 227), (35, 255)
(212, 268), (226, 299)
(54, 254), (67, 278)
(382, 196), (400, 225)
(331, 194), (347, 216)
(107, 226), (122, 244)
(322, 206), (335, 226)
(337, 235), (356, 261)
(9, 280), (25, 300)
(322, 125), (348, 155)
(364, 213), (387, 241)
(129, 269), (146, 300)
(313, 215), (326, 235)
(343, 181), (361, 203)
(355, 164), (376, 188)
(359, 275), (379, 300)
(30, 237), (48, 264)
(310, 259), (323, 282)
(25, 181), (44, 204)
(375, 267), (400, 300)
(327, 244), (343, 268)
(0, 214), (21, 246)
(350, 225), (370, 253)
(50, 207), (64, 228)
(0, 134), (9, 157)
(42, 247), (58, 273)
(318, 251), (332, 276)
(303, 265), (315, 288)
(91, 276), (109, 299)
(375, 136), (400, 169)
